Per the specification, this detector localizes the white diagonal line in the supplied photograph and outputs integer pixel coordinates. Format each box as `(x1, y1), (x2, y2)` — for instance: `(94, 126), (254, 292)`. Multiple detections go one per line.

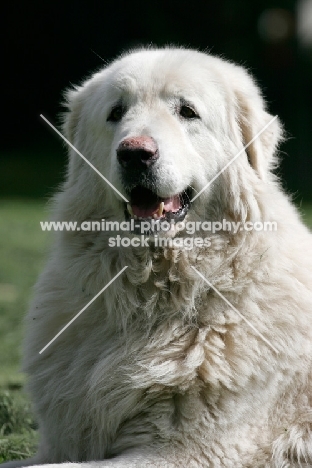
(191, 266), (279, 354)
(191, 115), (278, 203)
(39, 266), (128, 354)
(40, 114), (129, 203)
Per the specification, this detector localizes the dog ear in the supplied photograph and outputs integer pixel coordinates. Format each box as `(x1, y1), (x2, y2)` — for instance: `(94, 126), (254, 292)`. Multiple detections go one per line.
(236, 89), (283, 181)
(62, 87), (84, 144)
(223, 61), (284, 181)
(218, 64), (284, 222)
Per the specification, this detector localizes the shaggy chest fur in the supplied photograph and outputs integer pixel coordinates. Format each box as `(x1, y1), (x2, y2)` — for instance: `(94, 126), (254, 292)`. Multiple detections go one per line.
(25, 234), (308, 464)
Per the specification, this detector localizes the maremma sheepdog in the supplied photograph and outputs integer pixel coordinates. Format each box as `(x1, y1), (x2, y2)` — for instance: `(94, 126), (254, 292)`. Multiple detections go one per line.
(3, 47), (312, 468)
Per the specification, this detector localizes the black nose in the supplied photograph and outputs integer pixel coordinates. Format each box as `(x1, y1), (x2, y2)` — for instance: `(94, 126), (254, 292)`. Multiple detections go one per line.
(117, 136), (159, 169)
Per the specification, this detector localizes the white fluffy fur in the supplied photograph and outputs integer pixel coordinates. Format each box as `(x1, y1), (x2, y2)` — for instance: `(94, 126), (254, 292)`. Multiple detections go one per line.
(3, 47), (312, 468)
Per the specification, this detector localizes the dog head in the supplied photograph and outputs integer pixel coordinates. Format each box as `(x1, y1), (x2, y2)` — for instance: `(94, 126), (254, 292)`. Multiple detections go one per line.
(62, 48), (283, 230)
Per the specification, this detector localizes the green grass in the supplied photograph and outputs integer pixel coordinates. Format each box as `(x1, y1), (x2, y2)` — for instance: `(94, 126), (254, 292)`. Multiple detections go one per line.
(0, 200), (50, 385)
(0, 199), (311, 462)
(0, 200), (48, 461)
(0, 390), (38, 463)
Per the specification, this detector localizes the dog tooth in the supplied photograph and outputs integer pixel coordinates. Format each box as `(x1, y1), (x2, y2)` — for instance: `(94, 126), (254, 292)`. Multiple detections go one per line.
(127, 204), (133, 216)
(158, 202), (164, 217)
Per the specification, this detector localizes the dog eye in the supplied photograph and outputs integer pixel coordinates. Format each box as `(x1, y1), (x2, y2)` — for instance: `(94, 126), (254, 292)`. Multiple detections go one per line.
(107, 105), (124, 122)
(179, 105), (199, 119)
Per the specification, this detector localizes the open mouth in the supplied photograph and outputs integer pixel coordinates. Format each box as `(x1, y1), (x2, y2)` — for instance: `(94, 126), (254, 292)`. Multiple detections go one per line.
(124, 185), (191, 228)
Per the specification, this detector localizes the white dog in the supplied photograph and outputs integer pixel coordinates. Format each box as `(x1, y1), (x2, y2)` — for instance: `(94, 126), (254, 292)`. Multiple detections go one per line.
(4, 47), (312, 468)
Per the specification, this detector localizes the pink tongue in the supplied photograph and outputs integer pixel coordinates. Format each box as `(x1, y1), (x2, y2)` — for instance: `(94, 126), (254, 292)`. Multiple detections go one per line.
(163, 195), (181, 212)
(132, 194), (181, 218)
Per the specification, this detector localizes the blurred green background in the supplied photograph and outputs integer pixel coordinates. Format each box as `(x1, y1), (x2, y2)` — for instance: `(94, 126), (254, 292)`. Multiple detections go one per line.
(1, 0), (312, 461)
